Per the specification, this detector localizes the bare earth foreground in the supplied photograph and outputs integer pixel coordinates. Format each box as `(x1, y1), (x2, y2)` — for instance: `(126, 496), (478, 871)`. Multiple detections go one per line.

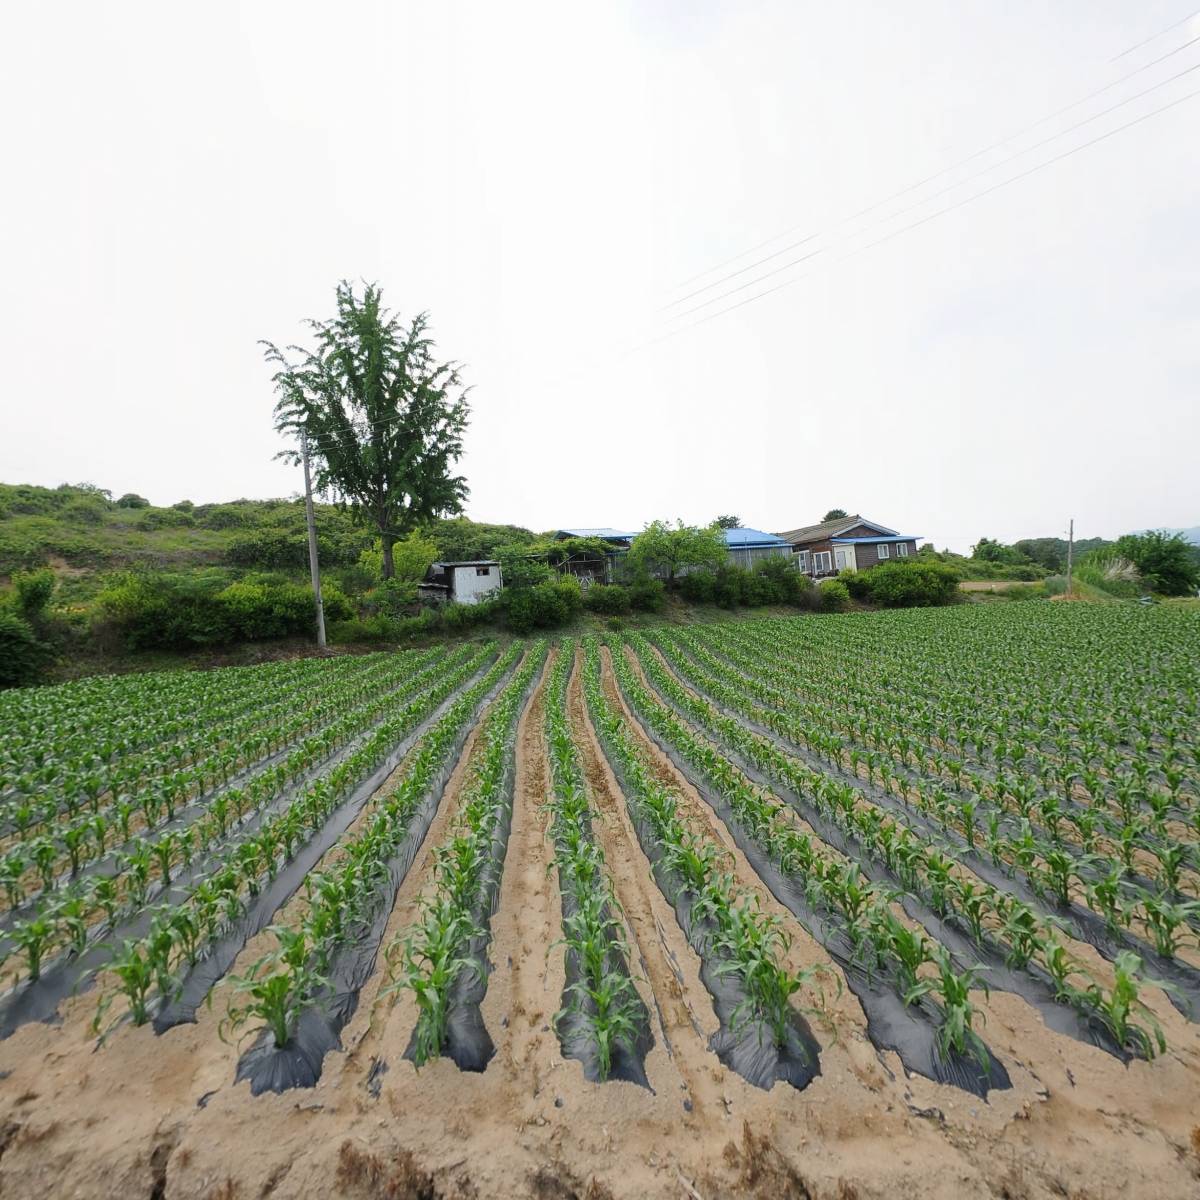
(2, 640), (1199, 1200)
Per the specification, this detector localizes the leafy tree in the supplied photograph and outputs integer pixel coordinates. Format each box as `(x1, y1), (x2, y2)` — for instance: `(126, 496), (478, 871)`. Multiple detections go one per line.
(423, 518), (535, 561)
(1112, 530), (1200, 596)
(714, 514), (741, 529)
(266, 282), (470, 579)
(116, 493), (150, 509)
(358, 531), (439, 583)
(627, 520), (726, 585)
(823, 508), (848, 521)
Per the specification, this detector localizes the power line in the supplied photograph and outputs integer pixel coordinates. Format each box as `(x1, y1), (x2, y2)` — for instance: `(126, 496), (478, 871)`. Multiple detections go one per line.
(1110, 7), (1200, 61)
(667, 57), (1200, 321)
(664, 26), (1200, 307)
(633, 85), (1200, 351)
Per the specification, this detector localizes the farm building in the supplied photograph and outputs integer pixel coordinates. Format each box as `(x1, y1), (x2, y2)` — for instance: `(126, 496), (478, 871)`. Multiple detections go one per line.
(777, 515), (921, 579)
(551, 528), (638, 584)
(419, 560), (503, 605)
(722, 526), (793, 568)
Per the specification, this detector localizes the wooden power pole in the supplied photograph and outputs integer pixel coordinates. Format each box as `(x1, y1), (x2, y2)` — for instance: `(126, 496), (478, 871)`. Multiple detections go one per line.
(301, 428), (327, 650)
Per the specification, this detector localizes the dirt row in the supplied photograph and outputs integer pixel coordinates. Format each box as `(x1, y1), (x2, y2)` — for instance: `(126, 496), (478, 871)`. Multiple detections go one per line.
(0, 649), (1197, 1199)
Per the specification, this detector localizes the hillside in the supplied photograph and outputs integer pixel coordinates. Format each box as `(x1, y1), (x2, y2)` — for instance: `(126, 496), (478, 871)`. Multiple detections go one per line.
(0, 482), (535, 601)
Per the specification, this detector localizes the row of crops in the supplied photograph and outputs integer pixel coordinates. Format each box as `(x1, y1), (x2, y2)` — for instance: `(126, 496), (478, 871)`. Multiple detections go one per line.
(0, 603), (1196, 1100)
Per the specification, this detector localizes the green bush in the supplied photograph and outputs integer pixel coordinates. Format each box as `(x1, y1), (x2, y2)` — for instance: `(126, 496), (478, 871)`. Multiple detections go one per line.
(13, 569), (55, 621)
(629, 577), (666, 612)
(753, 557), (810, 605)
(137, 507), (195, 530)
(839, 569), (872, 600)
(61, 498), (108, 525)
(865, 561), (959, 608)
(363, 578), (419, 618)
(502, 577), (581, 635)
(677, 571), (716, 603)
(92, 572), (342, 649)
(201, 504), (254, 530)
(0, 611), (51, 687)
(819, 579), (851, 611)
(584, 584), (631, 615)
(116, 493), (150, 509)
(1043, 574), (1069, 596)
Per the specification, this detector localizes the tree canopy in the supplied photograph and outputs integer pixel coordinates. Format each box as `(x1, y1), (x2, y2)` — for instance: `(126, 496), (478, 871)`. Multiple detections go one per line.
(823, 508), (848, 521)
(266, 282), (470, 578)
(1111, 530), (1199, 595)
(627, 520), (726, 583)
(713, 514), (741, 529)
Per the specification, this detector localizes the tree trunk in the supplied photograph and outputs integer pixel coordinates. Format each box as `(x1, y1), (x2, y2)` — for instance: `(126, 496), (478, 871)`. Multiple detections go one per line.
(381, 533), (396, 580)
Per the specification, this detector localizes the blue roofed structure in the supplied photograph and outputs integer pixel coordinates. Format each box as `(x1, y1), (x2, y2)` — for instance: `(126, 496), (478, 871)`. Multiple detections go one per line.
(553, 527), (638, 543)
(722, 526), (792, 568)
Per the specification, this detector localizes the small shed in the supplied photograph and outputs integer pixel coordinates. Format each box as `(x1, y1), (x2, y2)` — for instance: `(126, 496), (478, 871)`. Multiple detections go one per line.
(420, 560), (503, 606)
(550, 528), (638, 584)
(723, 527), (793, 569)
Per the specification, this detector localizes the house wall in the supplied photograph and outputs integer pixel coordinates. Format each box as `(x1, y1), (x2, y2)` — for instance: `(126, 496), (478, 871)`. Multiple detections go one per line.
(726, 544), (792, 570)
(451, 564), (503, 605)
(851, 539), (917, 568)
(794, 538), (838, 577)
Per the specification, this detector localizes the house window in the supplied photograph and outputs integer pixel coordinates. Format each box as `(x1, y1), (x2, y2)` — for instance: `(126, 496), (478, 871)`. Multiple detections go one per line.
(877, 544), (890, 560)
(475, 566), (491, 576)
(812, 550), (832, 573)
(896, 543), (908, 558)
(796, 550), (810, 573)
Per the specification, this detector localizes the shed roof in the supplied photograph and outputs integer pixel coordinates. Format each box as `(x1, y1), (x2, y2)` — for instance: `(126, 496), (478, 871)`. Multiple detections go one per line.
(776, 514), (901, 544)
(431, 559), (500, 568)
(723, 526), (791, 548)
(554, 528), (638, 541)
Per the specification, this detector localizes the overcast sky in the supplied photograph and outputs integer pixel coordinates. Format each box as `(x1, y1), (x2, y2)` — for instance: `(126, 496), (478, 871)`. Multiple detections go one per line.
(2, 2), (1197, 553)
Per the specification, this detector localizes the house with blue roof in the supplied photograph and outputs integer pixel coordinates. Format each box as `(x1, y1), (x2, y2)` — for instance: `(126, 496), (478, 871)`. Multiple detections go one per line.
(722, 526), (793, 569)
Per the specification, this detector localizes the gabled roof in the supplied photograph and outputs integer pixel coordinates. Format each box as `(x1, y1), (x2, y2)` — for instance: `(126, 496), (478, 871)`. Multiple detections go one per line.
(723, 526), (791, 548)
(554, 528), (638, 541)
(775, 514), (900, 544)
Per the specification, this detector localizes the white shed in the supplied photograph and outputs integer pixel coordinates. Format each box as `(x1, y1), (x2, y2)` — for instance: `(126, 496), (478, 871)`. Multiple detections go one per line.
(422, 560), (503, 606)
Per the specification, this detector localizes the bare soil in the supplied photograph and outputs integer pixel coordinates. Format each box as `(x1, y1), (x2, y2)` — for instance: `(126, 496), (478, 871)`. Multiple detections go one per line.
(2, 655), (1199, 1199)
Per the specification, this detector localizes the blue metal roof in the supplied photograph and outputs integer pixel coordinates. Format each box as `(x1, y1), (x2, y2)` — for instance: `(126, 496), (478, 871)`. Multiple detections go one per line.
(556, 527), (638, 540)
(831, 535), (921, 544)
(724, 527), (792, 548)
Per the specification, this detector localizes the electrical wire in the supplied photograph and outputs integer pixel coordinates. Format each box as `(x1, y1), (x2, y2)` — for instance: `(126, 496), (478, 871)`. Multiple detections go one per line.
(668, 58), (1200, 321)
(664, 25), (1200, 306)
(631, 85), (1200, 351)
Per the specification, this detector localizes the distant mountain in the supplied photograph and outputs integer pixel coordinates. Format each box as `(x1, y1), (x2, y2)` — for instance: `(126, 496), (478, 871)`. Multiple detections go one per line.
(1164, 526), (1200, 545)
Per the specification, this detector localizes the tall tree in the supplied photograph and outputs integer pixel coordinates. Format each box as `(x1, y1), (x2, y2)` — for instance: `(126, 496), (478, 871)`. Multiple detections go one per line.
(628, 520), (726, 584)
(1112, 530), (1200, 595)
(265, 282), (470, 578)
(714, 514), (741, 529)
(823, 508), (848, 521)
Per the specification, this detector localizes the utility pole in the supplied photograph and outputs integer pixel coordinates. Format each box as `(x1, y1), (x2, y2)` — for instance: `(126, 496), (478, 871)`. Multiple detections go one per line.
(301, 428), (327, 650)
(1066, 518), (1075, 596)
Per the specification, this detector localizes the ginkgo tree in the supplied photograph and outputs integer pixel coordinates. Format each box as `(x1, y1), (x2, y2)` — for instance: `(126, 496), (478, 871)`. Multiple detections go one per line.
(265, 281), (471, 579)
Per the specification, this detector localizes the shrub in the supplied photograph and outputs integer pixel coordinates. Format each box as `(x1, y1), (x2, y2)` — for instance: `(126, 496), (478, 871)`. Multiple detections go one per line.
(819, 579), (851, 611)
(1043, 574), (1069, 597)
(629, 577), (666, 612)
(172, 500), (195, 512)
(61, 498), (108, 525)
(364, 578), (419, 618)
(13, 569), (55, 621)
(584, 584), (631, 616)
(839, 569), (872, 601)
(502, 577), (581, 635)
(0, 612), (51, 687)
(865, 561), (959, 608)
(677, 571), (716, 604)
(201, 505), (254, 530)
(115, 493), (150, 509)
(136, 507), (195, 530)
(753, 556), (810, 605)
(92, 573), (343, 649)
